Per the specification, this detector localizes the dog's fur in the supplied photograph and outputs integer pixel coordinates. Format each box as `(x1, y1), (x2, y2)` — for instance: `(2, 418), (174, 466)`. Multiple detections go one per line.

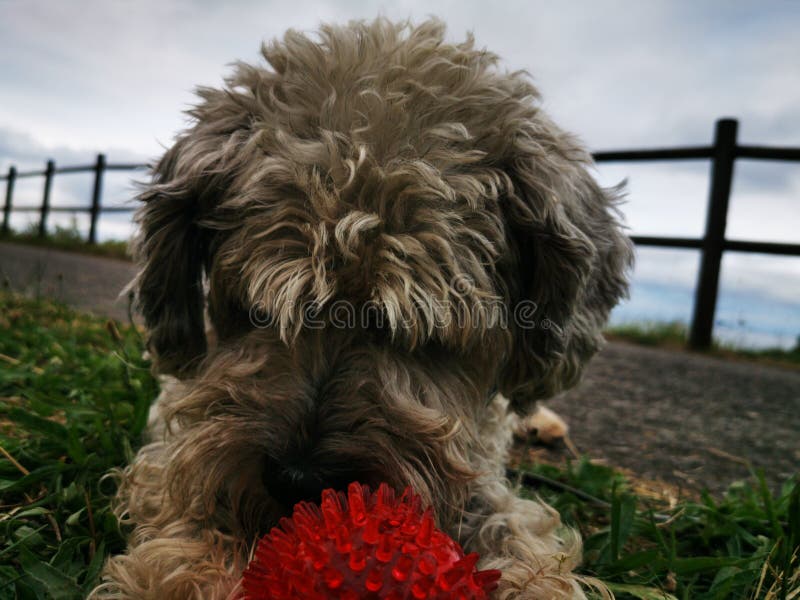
(92, 19), (631, 599)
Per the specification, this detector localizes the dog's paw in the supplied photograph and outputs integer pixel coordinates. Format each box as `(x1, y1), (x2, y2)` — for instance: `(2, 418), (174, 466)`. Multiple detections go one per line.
(512, 404), (569, 445)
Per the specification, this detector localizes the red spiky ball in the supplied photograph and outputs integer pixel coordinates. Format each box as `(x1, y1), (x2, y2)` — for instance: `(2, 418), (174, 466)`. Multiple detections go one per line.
(241, 482), (501, 599)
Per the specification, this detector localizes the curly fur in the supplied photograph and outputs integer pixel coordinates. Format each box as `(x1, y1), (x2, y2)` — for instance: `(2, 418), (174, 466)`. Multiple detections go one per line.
(91, 18), (631, 599)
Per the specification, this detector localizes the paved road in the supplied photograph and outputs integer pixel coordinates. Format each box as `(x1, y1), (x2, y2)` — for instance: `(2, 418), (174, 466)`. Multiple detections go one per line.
(0, 242), (137, 322)
(1, 241), (798, 496)
(547, 342), (799, 496)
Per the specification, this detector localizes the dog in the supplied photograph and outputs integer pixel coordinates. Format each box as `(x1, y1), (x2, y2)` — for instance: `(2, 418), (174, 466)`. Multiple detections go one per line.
(92, 19), (631, 599)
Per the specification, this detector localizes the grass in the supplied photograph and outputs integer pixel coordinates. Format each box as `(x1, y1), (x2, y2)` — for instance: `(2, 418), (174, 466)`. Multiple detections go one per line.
(0, 223), (130, 261)
(607, 321), (800, 369)
(519, 460), (799, 599)
(0, 292), (156, 598)
(0, 292), (798, 599)
(607, 321), (691, 349)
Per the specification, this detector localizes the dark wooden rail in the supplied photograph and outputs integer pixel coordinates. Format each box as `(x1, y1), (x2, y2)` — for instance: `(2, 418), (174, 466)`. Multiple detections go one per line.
(2, 118), (799, 349)
(1, 155), (145, 245)
(593, 119), (800, 348)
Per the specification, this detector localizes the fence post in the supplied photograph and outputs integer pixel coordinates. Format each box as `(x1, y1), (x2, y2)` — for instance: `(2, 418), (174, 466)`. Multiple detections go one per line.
(38, 159), (55, 238)
(88, 153), (106, 244)
(689, 118), (738, 350)
(2, 166), (15, 235)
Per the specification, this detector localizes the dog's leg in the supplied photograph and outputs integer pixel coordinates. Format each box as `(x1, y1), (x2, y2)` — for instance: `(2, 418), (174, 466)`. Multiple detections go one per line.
(89, 440), (246, 600)
(459, 476), (587, 599)
(453, 394), (599, 599)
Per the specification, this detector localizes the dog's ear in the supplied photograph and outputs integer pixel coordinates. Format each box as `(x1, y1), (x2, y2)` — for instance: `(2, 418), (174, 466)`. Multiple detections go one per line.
(498, 127), (632, 411)
(133, 130), (228, 376)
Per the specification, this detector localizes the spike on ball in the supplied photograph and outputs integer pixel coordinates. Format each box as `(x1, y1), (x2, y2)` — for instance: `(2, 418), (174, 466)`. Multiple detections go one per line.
(241, 482), (501, 599)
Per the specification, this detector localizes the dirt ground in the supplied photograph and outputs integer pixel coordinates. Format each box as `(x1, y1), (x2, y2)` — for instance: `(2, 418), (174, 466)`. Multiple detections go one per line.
(2, 241), (798, 497)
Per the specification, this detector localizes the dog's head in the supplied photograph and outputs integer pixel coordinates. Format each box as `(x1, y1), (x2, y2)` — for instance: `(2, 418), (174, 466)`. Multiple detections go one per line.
(134, 19), (631, 521)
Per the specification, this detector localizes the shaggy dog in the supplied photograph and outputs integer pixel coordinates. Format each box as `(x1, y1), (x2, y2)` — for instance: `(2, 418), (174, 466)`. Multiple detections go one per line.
(93, 19), (631, 599)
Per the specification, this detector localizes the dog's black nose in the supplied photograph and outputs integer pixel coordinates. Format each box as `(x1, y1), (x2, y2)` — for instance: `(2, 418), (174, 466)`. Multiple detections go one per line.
(263, 458), (332, 509)
(263, 457), (360, 508)
(269, 464), (328, 508)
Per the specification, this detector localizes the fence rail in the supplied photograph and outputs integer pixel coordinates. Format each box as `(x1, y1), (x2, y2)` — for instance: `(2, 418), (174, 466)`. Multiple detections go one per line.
(2, 118), (799, 349)
(1, 156), (144, 247)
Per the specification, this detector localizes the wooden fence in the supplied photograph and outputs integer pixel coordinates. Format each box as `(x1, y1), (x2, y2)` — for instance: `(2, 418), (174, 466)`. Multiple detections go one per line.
(1, 155), (142, 246)
(2, 118), (799, 349)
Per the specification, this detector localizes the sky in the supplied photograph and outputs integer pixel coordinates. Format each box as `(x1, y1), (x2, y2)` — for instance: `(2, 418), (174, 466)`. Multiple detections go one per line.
(1, 0), (799, 346)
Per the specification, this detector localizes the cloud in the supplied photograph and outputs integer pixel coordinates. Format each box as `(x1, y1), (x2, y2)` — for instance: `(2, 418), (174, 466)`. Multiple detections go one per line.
(2, 0), (799, 154)
(0, 125), (147, 172)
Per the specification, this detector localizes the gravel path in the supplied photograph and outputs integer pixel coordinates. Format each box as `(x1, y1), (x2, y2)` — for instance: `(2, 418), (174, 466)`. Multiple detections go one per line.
(1, 241), (798, 496)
